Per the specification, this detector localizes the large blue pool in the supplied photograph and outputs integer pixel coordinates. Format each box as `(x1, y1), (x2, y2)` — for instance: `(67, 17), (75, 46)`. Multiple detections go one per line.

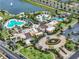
(5, 19), (25, 28)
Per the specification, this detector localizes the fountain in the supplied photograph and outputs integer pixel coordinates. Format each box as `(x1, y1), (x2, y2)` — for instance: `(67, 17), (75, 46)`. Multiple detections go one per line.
(10, 2), (13, 6)
(46, 38), (61, 45)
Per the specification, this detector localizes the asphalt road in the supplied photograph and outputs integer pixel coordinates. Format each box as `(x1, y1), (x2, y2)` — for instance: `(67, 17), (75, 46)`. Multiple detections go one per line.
(0, 41), (26, 59)
(0, 45), (18, 59)
(69, 51), (79, 59)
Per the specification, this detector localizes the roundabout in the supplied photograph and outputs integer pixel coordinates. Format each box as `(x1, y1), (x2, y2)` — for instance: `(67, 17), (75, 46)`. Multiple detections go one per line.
(35, 35), (66, 50)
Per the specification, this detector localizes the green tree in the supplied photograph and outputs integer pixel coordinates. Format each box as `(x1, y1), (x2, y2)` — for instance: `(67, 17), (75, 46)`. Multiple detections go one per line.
(0, 9), (5, 15)
(65, 40), (76, 51)
(0, 29), (11, 41)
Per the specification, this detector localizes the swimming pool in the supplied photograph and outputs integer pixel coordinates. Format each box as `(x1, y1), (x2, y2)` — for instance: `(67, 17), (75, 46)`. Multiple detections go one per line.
(51, 17), (64, 21)
(4, 19), (25, 28)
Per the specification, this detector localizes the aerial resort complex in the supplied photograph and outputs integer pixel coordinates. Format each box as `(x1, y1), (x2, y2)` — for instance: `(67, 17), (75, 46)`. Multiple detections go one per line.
(0, 0), (79, 59)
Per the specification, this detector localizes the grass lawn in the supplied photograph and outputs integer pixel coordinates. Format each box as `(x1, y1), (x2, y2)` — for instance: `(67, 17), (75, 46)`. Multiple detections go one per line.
(20, 47), (55, 59)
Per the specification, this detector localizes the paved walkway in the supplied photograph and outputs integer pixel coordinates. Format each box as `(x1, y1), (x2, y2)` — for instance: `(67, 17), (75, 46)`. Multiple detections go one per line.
(59, 46), (75, 59)
(35, 35), (66, 50)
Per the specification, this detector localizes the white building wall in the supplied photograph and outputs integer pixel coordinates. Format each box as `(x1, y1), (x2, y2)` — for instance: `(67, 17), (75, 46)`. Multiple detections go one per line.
(32, 0), (79, 14)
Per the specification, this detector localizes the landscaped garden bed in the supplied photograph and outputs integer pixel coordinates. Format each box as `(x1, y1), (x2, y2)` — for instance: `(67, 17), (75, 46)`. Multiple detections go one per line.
(46, 38), (61, 45)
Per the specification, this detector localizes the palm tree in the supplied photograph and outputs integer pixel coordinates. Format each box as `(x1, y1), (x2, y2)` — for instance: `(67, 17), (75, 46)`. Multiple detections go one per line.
(68, 25), (72, 29)
(67, 32), (71, 39)
(66, 17), (72, 23)
(65, 40), (76, 51)
(8, 40), (16, 51)
(55, 10), (58, 14)
(77, 17), (79, 23)
(0, 29), (11, 41)
(0, 24), (2, 30)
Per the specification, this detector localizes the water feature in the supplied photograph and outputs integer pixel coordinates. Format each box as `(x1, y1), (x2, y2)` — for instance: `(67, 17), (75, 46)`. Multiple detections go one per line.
(7, 19), (16, 28)
(51, 17), (64, 21)
(4, 19), (25, 28)
(0, 0), (44, 14)
(46, 38), (61, 45)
